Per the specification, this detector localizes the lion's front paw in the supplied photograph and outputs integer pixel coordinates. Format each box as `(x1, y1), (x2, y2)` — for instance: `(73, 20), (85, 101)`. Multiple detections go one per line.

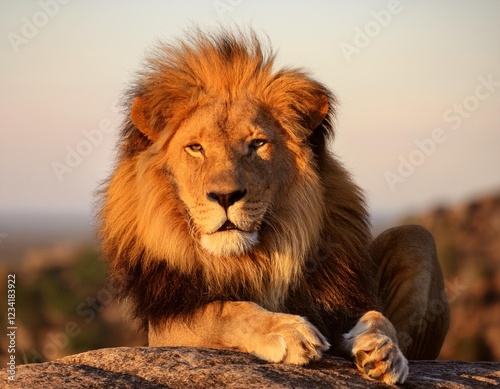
(343, 311), (408, 384)
(250, 314), (330, 366)
(352, 333), (408, 384)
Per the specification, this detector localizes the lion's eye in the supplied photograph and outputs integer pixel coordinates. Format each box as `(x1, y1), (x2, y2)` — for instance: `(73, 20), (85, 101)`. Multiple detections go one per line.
(186, 143), (203, 153)
(250, 139), (268, 150)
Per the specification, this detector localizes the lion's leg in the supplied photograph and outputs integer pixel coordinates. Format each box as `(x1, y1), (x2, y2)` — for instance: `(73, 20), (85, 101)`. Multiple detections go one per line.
(148, 301), (330, 365)
(370, 225), (450, 359)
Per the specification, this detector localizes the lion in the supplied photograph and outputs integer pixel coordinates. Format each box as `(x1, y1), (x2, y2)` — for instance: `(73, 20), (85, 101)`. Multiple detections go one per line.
(98, 28), (450, 384)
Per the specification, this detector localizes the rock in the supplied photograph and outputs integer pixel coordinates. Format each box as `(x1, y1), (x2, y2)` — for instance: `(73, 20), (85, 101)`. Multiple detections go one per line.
(2, 347), (499, 388)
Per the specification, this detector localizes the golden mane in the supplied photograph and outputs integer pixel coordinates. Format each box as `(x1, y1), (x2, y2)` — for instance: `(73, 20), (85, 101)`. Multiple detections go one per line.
(98, 29), (377, 345)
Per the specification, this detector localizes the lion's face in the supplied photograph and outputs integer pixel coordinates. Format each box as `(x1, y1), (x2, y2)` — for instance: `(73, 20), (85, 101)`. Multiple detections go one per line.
(102, 30), (334, 296)
(160, 98), (295, 257)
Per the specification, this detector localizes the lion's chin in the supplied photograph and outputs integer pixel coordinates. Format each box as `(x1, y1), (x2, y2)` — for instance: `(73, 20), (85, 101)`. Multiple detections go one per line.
(200, 230), (259, 257)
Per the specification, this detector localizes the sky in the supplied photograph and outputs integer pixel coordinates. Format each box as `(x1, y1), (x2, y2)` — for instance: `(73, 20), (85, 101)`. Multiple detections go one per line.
(1, 0), (499, 226)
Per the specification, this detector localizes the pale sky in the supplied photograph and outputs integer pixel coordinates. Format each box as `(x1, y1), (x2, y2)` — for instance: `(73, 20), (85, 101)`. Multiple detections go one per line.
(1, 0), (499, 224)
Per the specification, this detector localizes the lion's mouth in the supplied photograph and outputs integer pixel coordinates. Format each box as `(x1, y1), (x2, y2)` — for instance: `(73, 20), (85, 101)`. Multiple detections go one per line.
(217, 220), (239, 232)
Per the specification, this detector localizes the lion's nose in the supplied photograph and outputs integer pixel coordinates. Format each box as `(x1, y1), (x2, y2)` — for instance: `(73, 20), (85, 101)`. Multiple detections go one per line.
(207, 189), (247, 210)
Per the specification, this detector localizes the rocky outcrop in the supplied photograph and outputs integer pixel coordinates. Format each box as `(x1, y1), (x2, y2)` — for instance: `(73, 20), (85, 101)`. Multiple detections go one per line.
(3, 347), (499, 388)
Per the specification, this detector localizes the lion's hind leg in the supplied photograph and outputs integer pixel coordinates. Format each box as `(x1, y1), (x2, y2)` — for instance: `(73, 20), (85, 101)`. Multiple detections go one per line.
(371, 224), (450, 359)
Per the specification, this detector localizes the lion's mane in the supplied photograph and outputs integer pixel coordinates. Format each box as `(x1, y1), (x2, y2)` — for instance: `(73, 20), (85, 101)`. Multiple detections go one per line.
(98, 29), (378, 350)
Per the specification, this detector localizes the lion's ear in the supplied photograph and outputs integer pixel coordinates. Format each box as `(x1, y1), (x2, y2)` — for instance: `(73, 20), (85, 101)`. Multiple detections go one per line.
(131, 97), (159, 142)
(267, 73), (331, 132)
(305, 92), (329, 130)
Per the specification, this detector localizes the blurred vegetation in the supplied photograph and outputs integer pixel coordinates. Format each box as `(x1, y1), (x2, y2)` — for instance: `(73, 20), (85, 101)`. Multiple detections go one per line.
(0, 247), (145, 365)
(402, 193), (500, 361)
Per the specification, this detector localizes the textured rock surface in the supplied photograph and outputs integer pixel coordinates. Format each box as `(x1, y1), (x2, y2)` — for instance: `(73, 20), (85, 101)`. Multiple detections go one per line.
(2, 347), (499, 388)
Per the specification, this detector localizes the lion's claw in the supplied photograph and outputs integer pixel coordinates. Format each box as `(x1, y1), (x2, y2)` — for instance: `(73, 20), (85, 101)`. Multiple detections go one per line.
(352, 334), (408, 383)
